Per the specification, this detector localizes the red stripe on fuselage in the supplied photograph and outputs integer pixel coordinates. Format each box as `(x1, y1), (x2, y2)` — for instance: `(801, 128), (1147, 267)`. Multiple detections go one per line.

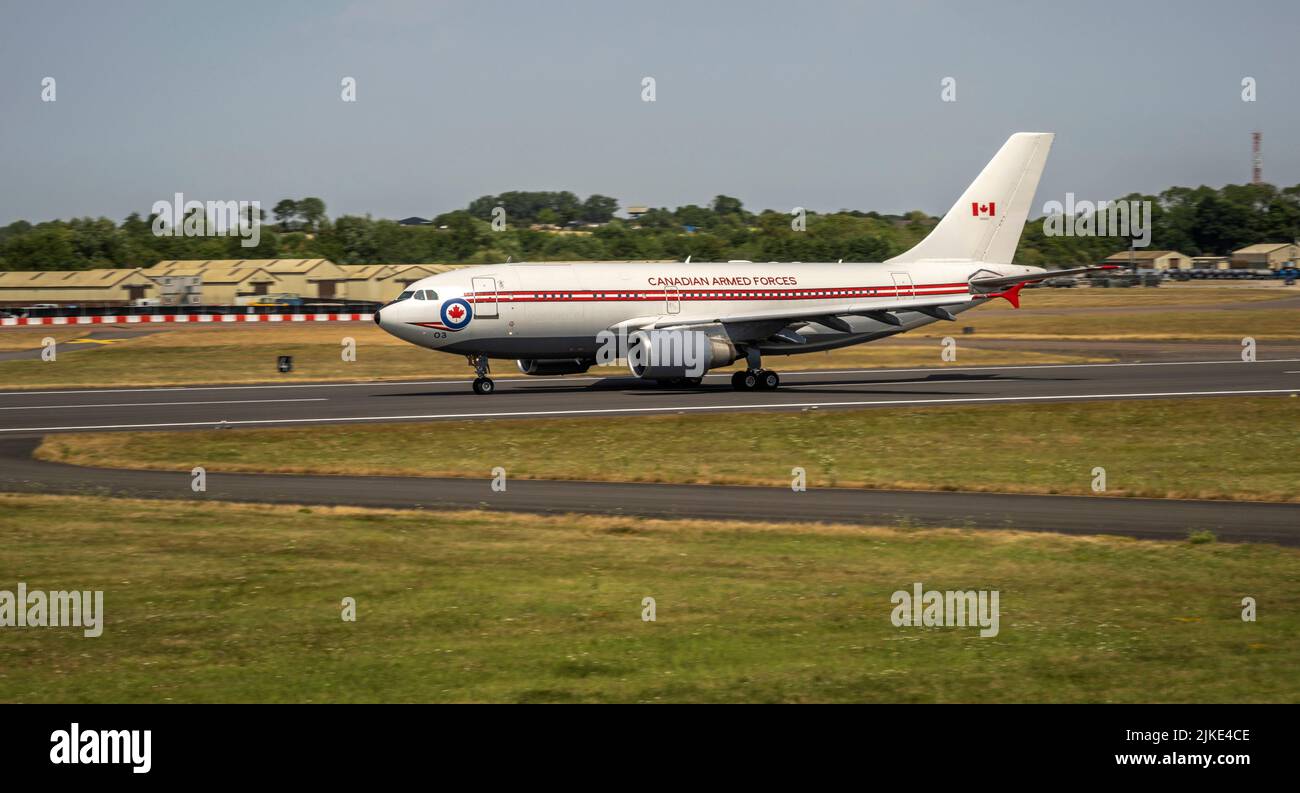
(462, 283), (972, 304)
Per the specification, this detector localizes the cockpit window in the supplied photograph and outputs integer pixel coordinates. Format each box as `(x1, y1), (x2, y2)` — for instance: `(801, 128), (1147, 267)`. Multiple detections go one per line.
(392, 289), (438, 303)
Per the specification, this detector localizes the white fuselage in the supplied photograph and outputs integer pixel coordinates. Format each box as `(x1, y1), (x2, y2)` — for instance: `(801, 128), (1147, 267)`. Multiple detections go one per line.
(374, 260), (1040, 363)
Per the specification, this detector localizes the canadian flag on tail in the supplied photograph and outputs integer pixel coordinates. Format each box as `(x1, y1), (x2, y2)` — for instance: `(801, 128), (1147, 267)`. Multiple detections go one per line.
(971, 202), (996, 217)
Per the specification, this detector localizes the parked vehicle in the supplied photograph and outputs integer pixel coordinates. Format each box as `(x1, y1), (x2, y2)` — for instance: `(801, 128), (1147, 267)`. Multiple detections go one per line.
(1044, 276), (1078, 288)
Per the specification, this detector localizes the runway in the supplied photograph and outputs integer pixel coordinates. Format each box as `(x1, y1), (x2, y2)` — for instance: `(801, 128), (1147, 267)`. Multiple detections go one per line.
(0, 358), (1296, 436)
(0, 437), (1295, 545)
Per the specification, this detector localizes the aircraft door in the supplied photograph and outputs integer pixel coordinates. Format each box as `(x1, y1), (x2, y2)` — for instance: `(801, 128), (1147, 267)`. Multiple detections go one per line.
(471, 275), (499, 318)
(666, 286), (681, 314)
(890, 271), (916, 299)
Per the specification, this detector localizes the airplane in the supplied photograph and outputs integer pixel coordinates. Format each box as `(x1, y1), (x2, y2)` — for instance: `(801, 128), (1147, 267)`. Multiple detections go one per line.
(374, 132), (1114, 394)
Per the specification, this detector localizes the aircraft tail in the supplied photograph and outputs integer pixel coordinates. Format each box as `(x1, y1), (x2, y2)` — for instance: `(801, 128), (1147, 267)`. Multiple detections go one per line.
(886, 132), (1053, 265)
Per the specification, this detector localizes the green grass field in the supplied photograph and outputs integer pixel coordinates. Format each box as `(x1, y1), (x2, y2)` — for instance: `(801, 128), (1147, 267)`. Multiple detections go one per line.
(40, 397), (1300, 502)
(1, 494), (1295, 703)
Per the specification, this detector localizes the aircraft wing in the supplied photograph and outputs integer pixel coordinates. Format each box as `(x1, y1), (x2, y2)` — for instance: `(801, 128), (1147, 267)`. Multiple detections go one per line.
(610, 265), (1120, 337)
(636, 292), (973, 332)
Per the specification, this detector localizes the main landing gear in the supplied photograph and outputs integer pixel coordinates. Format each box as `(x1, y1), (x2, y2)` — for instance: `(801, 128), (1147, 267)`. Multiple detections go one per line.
(731, 348), (780, 391)
(731, 369), (780, 391)
(469, 353), (495, 395)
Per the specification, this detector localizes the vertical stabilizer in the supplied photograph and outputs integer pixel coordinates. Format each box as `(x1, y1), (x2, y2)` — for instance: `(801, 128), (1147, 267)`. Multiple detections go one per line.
(886, 132), (1053, 264)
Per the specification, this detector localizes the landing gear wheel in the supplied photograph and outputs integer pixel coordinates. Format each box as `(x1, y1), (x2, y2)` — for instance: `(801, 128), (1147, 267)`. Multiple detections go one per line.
(468, 353), (493, 394)
(732, 371), (759, 391)
(757, 370), (780, 390)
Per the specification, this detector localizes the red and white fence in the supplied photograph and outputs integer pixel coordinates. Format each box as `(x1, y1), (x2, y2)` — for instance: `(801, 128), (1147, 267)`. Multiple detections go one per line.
(1, 313), (374, 327)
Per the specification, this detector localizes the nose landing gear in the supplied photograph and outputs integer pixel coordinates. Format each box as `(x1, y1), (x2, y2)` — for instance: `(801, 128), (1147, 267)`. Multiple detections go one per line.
(468, 354), (495, 395)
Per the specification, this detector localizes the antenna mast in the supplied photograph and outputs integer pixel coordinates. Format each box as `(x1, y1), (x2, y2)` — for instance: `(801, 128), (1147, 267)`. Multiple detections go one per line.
(1252, 131), (1262, 184)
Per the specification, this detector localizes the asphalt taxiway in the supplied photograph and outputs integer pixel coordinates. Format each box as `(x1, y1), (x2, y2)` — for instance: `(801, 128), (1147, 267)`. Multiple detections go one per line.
(0, 437), (1295, 545)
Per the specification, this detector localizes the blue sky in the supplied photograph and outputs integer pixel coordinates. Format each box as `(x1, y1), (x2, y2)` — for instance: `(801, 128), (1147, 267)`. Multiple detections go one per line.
(1, 0), (1295, 225)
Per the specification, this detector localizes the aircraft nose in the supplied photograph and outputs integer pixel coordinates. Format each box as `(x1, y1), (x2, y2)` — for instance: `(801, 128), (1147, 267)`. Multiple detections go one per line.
(373, 305), (398, 336)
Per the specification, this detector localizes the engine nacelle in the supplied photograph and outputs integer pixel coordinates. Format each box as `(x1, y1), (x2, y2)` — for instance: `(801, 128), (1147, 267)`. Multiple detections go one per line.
(627, 327), (738, 380)
(516, 358), (594, 376)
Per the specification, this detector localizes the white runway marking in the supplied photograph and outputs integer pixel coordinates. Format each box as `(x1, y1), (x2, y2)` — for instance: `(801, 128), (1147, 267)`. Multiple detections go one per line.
(2, 388), (1294, 433)
(0, 398), (327, 411)
(784, 379), (957, 388)
(0, 358), (1296, 397)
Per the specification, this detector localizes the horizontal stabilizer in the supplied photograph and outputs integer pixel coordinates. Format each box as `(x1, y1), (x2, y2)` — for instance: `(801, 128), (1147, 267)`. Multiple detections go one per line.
(969, 264), (1118, 290)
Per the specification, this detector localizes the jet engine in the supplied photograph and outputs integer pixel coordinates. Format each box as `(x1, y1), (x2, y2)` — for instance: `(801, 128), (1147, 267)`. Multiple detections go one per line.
(626, 326), (738, 380)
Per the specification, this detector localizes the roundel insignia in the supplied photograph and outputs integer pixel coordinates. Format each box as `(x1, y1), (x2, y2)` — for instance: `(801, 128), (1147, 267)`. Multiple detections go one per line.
(441, 298), (473, 331)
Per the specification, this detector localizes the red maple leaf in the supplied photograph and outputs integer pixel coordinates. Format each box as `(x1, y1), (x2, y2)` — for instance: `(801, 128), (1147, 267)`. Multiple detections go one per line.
(448, 304), (465, 320)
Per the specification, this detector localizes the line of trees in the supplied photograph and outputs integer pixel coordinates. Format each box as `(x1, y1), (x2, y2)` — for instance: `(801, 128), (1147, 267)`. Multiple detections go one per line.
(1016, 183), (1300, 266)
(462, 191), (619, 226)
(272, 197), (328, 232)
(2, 182), (1298, 272)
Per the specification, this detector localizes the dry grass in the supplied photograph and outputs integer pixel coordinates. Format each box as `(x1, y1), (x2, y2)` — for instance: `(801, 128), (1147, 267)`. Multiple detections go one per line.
(916, 309), (1300, 340)
(0, 328), (87, 350)
(978, 285), (1290, 309)
(2, 493), (1296, 703)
